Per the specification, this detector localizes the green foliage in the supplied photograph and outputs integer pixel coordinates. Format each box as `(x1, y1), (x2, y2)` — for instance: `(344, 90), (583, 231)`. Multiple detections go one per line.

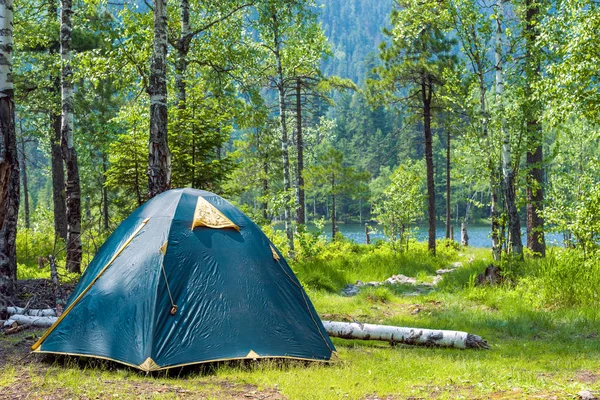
(290, 239), (454, 292)
(15, 206), (59, 269)
(373, 161), (424, 248)
(515, 250), (600, 309)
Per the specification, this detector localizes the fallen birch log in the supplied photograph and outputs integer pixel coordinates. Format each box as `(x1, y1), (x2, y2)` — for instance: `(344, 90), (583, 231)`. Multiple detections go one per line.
(4, 307), (56, 317)
(323, 321), (489, 349)
(3, 314), (58, 328)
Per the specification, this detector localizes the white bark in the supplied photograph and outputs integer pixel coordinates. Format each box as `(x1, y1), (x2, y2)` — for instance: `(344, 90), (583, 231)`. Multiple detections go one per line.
(5, 307), (56, 317)
(495, 0), (523, 256)
(323, 321), (489, 349)
(0, 0), (14, 96)
(495, 0), (508, 180)
(4, 314), (57, 327)
(60, 0), (73, 149)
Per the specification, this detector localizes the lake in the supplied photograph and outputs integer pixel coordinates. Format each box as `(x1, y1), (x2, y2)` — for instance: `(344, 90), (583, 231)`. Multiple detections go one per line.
(277, 222), (565, 248)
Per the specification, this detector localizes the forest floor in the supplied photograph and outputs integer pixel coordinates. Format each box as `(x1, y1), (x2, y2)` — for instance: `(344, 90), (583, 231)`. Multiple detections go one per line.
(1, 247), (599, 399)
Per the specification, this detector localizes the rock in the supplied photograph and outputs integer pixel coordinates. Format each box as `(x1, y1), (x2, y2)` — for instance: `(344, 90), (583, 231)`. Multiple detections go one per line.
(385, 274), (416, 285)
(341, 284), (360, 297)
(436, 268), (454, 275)
(451, 262), (463, 268)
(578, 390), (597, 400)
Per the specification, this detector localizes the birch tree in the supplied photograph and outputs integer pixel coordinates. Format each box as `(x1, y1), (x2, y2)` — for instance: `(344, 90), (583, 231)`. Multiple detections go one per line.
(449, 0), (502, 259)
(253, 0), (324, 252)
(495, 0), (523, 256)
(60, 0), (82, 273)
(147, 0), (170, 198)
(0, 0), (19, 298)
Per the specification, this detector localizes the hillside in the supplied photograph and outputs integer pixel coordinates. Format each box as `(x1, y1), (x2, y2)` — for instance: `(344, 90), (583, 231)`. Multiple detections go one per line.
(319, 0), (393, 84)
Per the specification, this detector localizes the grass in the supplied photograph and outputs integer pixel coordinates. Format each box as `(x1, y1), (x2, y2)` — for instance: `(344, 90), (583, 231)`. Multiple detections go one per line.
(2, 242), (599, 399)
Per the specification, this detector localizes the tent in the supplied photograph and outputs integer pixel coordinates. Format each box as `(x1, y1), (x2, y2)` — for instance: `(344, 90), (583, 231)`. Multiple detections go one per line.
(32, 188), (335, 371)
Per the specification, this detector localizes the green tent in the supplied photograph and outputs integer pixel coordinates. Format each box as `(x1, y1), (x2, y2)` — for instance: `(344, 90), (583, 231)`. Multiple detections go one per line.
(32, 188), (335, 371)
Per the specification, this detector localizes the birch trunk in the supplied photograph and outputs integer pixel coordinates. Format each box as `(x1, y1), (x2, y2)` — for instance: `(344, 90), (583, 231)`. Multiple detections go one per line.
(273, 17), (294, 252)
(0, 0), (19, 299)
(4, 315), (57, 328)
(495, 0), (523, 256)
(323, 321), (489, 349)
(4, 307), (56, 317)
(524, 0), (545, 257)
(148, 0), (171, 198)
(60, 0), (82, 273)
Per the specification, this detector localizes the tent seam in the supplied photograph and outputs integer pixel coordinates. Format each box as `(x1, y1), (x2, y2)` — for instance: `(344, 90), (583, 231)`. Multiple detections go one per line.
(147, 190), (185, 366)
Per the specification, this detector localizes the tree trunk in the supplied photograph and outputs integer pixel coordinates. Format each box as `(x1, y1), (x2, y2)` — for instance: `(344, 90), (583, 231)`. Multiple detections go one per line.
(0, 0), (19, 299)
(526, 146), (545, 256)
(524, 0), (545, 257)
(445, 128), (450, 240)
(422, 76), (436, 255)
(60, 0), (82, 273)
(148, 0), (171, 198)
(322, 321), (489, 349)
(461, 222), (469, 246)
(295, 79), (306, 225)
(18, 129), (29, 229)
(490, 185), (500, 259)
(51, 96), (67, 241)
(273, 17), (294, 252)
(4, 307), (56, 317)
(133, 128), (142, 206)
(3, 314), (58, 328)
(47, 0), (67, 242)
(175, 0), (189, 110)
(102, 152), (109, 230)
(331, 173), (336, 239)
(477, 71), (501, 260)
(263, 161), (268, 221)
(495, 0), (523, 256)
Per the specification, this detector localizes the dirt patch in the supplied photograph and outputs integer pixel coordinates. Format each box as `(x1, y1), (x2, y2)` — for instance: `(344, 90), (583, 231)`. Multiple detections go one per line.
(0, 370), (74, 400)
(575, 370), (600, 384)
(0, 331), (285, 399)
(0, 330), (39, 365)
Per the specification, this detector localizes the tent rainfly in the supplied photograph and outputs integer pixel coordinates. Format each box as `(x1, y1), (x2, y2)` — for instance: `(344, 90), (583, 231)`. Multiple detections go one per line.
(31, 188), (335, 371)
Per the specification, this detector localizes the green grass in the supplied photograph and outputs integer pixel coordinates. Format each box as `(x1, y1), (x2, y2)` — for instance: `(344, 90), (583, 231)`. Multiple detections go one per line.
(3, 243), (600, 399)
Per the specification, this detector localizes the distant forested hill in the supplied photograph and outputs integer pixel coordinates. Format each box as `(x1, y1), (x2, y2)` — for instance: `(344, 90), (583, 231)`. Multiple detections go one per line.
(318, 0), (393, 84)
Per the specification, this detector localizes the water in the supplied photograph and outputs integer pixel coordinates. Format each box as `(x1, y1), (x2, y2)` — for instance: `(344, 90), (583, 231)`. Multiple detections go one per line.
(279, 222), (565, 248)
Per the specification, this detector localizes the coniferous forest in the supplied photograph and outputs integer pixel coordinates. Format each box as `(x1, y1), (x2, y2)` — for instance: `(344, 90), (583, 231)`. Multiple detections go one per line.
(0, 0), (600, 397)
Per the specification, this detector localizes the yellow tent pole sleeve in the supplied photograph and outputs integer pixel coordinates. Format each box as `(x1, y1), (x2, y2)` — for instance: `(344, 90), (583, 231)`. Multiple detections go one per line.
(31, 218), (151, 351)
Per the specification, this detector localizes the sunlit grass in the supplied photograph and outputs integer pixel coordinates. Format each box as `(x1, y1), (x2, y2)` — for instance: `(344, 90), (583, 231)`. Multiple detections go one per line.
(5, 244), (600, 399)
